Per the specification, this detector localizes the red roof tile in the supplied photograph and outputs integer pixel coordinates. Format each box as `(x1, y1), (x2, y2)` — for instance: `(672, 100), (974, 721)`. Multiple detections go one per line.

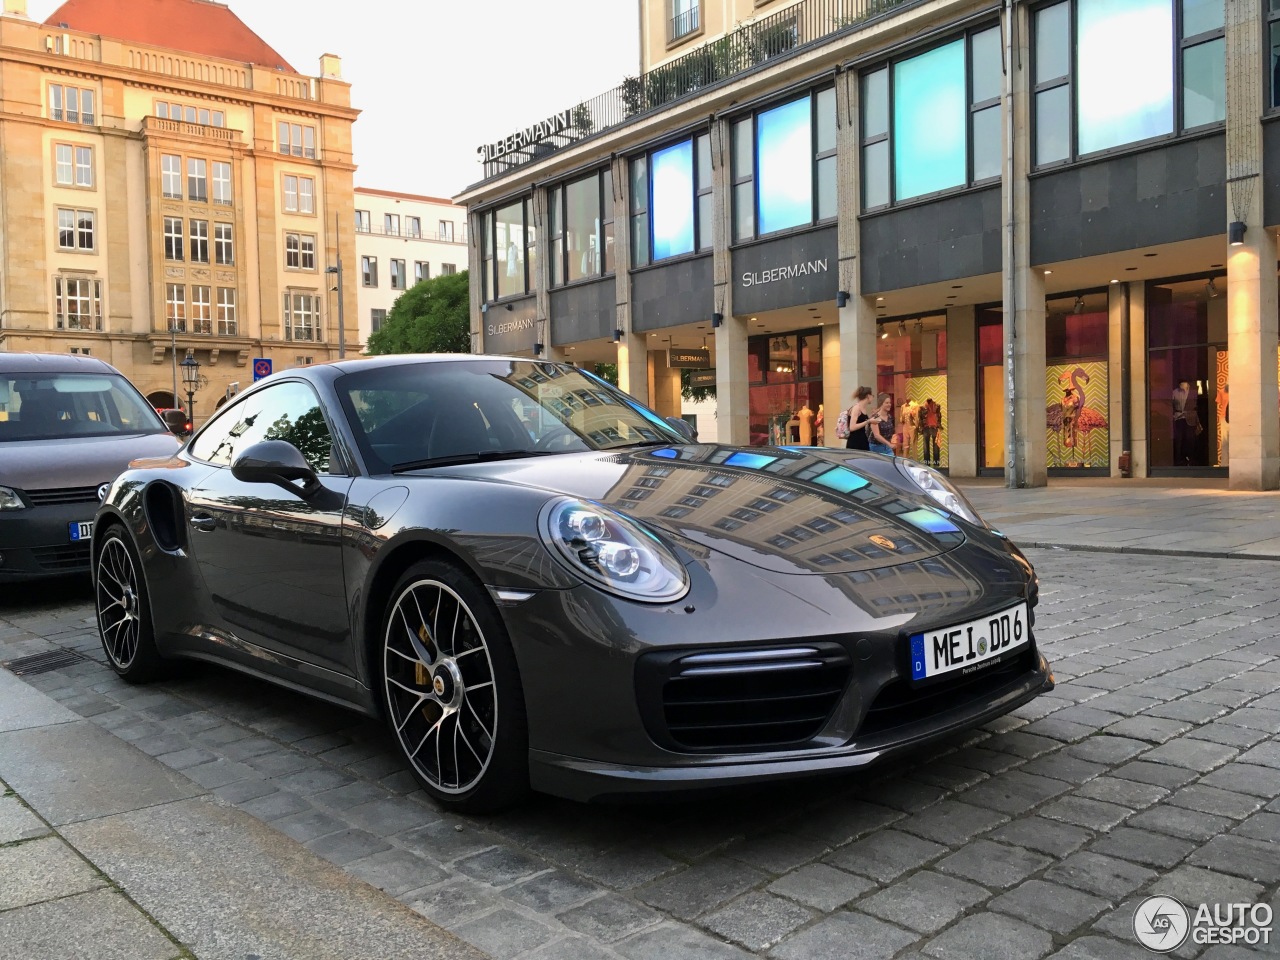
(44, 0), (295, 72)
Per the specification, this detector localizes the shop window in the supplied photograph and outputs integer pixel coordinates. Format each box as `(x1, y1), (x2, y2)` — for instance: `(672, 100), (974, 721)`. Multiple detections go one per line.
(549, 167), (615, 287)
(1045, 292), (1111, 470)
(482, 200), (535, 300)
(1034, 0), (1222, 167)
(876, 316), (948, 467)
(748, 329), (824, 446)
(630, 156), (650, 268)
(630, 134), (711, 266)
(733, 88), (836, 240)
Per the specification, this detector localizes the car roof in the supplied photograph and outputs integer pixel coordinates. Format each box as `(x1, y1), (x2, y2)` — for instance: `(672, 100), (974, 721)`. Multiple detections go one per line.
(0, 352), (118, 375)
(321, 353), (535, 374)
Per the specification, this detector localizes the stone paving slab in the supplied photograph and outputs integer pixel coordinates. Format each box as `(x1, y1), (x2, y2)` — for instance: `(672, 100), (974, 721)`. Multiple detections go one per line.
(0, 665), (80, 732)
(0, 887), (183, 960)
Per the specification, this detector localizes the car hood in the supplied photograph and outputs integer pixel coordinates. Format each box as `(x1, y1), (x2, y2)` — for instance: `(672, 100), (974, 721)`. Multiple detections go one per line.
(425, 445), (966, 576)
(0, 432), (181, 492)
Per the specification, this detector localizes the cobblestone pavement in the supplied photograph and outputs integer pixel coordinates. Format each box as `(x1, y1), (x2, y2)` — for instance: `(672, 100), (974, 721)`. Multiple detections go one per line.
(2, 549), (1278, 960)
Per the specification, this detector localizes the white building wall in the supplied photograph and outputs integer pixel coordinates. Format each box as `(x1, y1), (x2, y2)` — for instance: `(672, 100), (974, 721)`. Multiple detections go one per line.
(353, 188), (468, 349)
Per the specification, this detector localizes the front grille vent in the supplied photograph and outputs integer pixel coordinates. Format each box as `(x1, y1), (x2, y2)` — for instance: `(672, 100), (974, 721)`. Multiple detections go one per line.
(31, 543), (92, 571)
(639, 644), (851, 752)
(26, 486), (102, 506)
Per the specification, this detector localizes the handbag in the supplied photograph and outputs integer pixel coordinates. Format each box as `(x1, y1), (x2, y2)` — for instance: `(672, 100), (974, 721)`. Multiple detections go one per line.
(835, 408), (851, 439)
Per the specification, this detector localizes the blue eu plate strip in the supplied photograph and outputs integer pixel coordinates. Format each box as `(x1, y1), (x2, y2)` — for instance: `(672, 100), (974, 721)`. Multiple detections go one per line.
(909, 634), (926, 681)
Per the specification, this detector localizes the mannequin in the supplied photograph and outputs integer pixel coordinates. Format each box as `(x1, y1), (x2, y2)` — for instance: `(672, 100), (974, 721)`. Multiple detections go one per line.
(899, 399), (920, 459)
(814, 404), (825, 446)
(921, 398), (942, 467)
(797, 404), (814, 446)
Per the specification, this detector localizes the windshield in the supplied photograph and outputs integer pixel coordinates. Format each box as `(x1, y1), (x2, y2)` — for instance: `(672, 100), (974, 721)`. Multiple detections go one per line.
(337, 359), (685, 473)
(0, 372), (166, 442)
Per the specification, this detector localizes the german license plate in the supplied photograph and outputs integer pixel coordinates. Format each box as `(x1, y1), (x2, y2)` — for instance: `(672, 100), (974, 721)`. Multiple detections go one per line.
(910, 602), (1029, 682)
(68, 521), (93, 542)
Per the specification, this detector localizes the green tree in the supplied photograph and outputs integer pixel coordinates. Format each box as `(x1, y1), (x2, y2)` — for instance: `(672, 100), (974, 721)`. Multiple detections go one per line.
(365, 270), (471, 355)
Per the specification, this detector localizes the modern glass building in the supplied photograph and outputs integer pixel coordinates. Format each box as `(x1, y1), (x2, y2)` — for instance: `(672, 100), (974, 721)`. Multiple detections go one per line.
(458, 0), (1280, 489)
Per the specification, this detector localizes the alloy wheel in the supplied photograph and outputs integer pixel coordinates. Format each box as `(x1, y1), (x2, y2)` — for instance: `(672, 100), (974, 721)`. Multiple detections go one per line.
(384, 579), (498, 794)
(97, 536), (142, 669)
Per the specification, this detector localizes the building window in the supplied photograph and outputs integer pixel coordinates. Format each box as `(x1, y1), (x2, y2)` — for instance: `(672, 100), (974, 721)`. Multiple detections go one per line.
(385, 213), (400, 236)
(371, 308), (386, 334)
(277, 121), (317, 159)
(187, 158), (207, 202)
(212, 161), (232, 205)
(217, 287), (237, 336)
(860, 26), (1002, 206)
(439, 220), (455, 241)
(54, 144), (93, 188)
(49, 83), (95, 124)
(284, 292), (320, 341)
(391, 258), (406, 290)
(483, 200), (533, 299)
(732, 88), (836, 240)
(283, 175), (314, 214)
(157, 102), (225, 127)
(630, 133), (715, 264)
(189, 219), (209, 263)
(549, 167), (616, 286)
(355, 209), (370, 232)
(166, 283), (186, 332)
(164, 216), (184, 261)
(406, 216), (421, 238)
(362, 255), (378, 287)
(670, 0), (699, 41)
(54, 277), (102, 330)
(1035, 0), (1223, 166)
(56, 208), (95, 251)
(285, 232), (316, 270)
(214, 222), (233, 265)
(161, 154), (182, 199)
(414, 261), (430, 282)
(441, 263), (457, 275)
(191, 285), (212, 335)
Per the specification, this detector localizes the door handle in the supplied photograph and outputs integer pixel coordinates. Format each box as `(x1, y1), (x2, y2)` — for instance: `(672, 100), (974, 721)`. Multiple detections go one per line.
(191, 514), (218, 532)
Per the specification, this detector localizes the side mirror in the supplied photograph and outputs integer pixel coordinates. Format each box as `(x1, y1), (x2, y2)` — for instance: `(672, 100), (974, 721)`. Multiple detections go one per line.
(231, 440), (320, 497)
(665, 416), (698, 442)
(161, 409), (189, 436)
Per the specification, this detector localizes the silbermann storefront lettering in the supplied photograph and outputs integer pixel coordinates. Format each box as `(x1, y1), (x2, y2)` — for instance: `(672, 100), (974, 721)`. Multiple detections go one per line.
(741, 259), (829, 288)
(486, 317), (535, 338)
(478, 110), (572, 163)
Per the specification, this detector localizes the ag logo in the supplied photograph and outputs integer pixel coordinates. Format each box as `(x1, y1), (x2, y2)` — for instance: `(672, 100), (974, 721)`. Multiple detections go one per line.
(869, 535), (897, 551)
(1133, 896), (1190, 952)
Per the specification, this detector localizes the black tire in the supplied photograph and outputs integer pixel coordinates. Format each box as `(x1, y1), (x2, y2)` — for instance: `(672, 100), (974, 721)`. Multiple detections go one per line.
(95, 524), (165, 683)
(380, 559), (529, 813)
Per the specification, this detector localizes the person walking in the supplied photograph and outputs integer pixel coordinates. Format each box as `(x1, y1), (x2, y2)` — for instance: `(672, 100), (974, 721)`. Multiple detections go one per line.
(844, 387), (873, 451)
(867, 393), (895, 456)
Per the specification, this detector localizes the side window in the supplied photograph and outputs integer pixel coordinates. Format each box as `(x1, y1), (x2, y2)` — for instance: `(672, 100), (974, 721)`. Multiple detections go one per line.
(189, 380), (336, 473)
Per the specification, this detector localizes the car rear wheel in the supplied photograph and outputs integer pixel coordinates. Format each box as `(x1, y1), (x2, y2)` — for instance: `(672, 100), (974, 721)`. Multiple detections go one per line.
(95, 525), (164, 683)
(381, 560), (528, 812)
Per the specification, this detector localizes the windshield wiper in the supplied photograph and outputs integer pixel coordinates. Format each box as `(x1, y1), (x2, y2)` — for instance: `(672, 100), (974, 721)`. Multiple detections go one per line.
(604, 439), (673, 450)
(391, 449), (556, 472)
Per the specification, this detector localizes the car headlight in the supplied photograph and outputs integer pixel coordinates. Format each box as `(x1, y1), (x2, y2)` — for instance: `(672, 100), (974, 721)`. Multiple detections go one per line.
(896, 461), (984, 527)
(0, 486), (25, 511)
(540, 498), (689, 603)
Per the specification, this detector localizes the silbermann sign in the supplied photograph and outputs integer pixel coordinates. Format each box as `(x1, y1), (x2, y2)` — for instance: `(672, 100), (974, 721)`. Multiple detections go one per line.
(669, 347), (711, 369)
(478, 110), (572, 164)
(741, 258), (829, 288)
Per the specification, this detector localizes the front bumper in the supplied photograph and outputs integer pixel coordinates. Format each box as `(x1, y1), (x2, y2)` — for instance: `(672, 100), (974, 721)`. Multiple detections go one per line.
(0, 505), (98, 581)
(530, 653), (1053, 802)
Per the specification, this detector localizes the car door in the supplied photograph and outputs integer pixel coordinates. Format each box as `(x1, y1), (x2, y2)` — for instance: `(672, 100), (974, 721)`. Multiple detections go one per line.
(184, 378), (355, 674)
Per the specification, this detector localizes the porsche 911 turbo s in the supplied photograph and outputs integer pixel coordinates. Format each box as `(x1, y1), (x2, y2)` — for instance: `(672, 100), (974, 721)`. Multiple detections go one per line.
(92, 355), (1052, 811)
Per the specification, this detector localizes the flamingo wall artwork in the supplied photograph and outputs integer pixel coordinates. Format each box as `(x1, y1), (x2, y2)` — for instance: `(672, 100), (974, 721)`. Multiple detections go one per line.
(1045, 361), (1109, 468)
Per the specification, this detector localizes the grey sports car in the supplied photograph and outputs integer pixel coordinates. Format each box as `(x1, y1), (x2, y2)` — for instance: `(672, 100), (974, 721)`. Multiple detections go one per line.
(92, 355), (1052, 811)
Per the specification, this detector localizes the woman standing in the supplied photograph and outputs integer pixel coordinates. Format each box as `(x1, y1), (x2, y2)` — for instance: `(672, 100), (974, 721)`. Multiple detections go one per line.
(867, 392), (895, 456)
(845, 387), (873, 451)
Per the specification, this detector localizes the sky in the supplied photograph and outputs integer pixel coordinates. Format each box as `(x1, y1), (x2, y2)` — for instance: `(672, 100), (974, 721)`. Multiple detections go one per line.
(28, 0), (641, 198)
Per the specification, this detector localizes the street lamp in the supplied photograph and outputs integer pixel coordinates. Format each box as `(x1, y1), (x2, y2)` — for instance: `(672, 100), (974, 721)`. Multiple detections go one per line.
(180, 350), (201, 428)
(326, 260), (345, 359)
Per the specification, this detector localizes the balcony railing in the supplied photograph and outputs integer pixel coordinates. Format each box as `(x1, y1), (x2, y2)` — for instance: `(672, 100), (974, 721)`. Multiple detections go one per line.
(143, 116), (242, 142)
(480, 0), (917, 180)
(670, 5), (701, 42)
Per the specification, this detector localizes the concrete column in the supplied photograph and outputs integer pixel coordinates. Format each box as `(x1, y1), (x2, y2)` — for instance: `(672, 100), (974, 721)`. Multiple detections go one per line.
(946, 305), (978, 476)
(835, 67), (876, 412)
(821, 327), (842, 446)
(1226, 0), (1280, 489)
(711, 117), (750, 445)
(649, 349), (682, 418)
(1004, 1), (1046, 487)
(610, 154), (649, 404)
(467, 209), (484, 354)
(1127, 282), (1150, 478)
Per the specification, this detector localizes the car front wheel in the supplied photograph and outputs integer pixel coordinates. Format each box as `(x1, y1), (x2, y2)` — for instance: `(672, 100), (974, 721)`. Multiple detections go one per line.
(95, 525), (165, 683)
(381, 560), (529, 812)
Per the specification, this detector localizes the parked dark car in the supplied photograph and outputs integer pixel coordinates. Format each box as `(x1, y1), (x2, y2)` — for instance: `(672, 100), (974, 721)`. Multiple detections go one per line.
(92, 355), (1052, 811)
(0, 353), (180, 582)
